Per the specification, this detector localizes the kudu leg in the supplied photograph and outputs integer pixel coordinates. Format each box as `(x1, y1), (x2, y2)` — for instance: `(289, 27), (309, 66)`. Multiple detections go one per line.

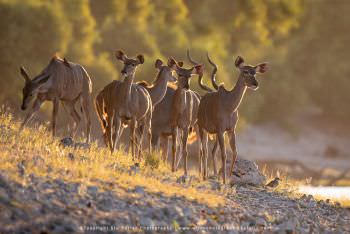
(182, 128), (189, 176)
(52, 99), (59, 137)
(20, 98), (44, 131)
(136, 123), (145, 160)
(160, 135), (169, 162)
(199, 128), (209, 180)
(141, 117), (152, 158)
(217, 132), (227, 184)
(228, 131), (237, 176)
(195, 127), (202, 177)
(171, 127), (178, 172)
(112, 116), (122, 153)
(106, 114), (114, 152)
(65, 102), (80, 139)
(147, 126), (152, 155)
(212, 138), (219, 176)
(82, 96), (92, 143)
(95, 98), (108, 147)
(130, 120), (137, 161)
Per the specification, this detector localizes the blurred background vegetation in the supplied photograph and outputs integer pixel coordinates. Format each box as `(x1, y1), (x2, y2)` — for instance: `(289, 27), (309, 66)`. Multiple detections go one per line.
(0, 0), (349, 132)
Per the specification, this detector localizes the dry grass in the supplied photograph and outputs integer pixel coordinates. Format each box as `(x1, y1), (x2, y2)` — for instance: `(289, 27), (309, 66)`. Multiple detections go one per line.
(0, 111), (224, 207)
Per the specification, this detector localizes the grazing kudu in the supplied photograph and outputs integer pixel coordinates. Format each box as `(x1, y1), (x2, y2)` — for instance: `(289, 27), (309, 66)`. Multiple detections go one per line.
(19, 56), (93, 143)
(197, 56), (268, 184)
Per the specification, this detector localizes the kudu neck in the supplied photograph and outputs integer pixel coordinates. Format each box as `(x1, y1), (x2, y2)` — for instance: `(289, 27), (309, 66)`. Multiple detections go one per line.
(147, 70), (169, 106)
(122, 74), (135, 100)
(226, 74), (247, 113)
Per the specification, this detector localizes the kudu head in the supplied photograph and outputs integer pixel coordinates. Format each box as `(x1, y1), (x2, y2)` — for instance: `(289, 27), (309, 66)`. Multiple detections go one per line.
(19, 66), (50, 110)
(115, 50), (144, 78)
(234, 56), (268, 90)
(154, 59), (177, 83)
(168, 57), (204, 89)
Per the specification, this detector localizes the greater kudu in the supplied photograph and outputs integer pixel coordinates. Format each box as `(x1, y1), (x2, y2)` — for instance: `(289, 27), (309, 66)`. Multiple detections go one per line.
(151, 57), (203, 175)
(19, 56), (93, 143)
(95, 57), (177, 155)
(95, 50), (152, 161)
(197, 56), (268, 183)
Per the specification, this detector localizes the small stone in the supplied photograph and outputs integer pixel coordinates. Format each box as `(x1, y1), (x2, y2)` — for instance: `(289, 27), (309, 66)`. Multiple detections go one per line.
(134, 186), (145, 194)
(183, 207), (192, 217)
(173, 205), (184, 217)
(0, 174), (11, 190)
(87, 186), (98, 196)
(60, 137), (74, 147)
(139, 217), (154, 227)
(176, 175), (188, 184)
(74, 142), (90, 149)
(0, 188), (11, 205)
(17, 161), (25, 177)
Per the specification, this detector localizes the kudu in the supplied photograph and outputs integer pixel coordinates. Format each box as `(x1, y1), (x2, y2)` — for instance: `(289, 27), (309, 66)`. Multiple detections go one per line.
(95, 50), (153, 161)
(19, 56), (93, 143)
(151, 57), (203, 175)
(95, 57), (177, 154)
(197, 55), (268, 184)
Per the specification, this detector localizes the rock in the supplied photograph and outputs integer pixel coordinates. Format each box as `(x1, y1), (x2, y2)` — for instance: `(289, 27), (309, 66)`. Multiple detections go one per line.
(176, 175), (188, 184)
(173, 205), (184, 217)
(134, 186), (145, 194)
(229, 158), (266, 186)
(97, 198), (114, 211)
(183, 207), (192, 217)
(209, 179), (222, 191)
(60, 137), (74, 147)
(277, 215), (300, 233)
(0, 174), (11, 190)
(74, 142), (90, 149)
(87, 186), (98, 196)
(139, 217), (154, 227)
(17, 161), (26, 177)
(0, 188), (11, 205)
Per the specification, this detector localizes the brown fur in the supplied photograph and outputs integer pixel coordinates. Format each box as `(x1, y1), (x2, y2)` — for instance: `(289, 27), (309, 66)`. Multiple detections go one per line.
(197, 55), (268, 184)
(19, 56), (93, 143)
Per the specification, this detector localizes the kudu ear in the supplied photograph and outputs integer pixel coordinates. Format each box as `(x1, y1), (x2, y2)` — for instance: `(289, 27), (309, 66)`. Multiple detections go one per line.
(115, 50), (127, 61)
(37, 74), (50, 85)
(234, 56), (244, 68)
(137, 54), (144, 64)
(192, 64), (204, 75)
(255, 63), (268, 73)
(167, 57), (178, 69)
(20, 66), (30, 82)
(155, 59), (163, 69)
